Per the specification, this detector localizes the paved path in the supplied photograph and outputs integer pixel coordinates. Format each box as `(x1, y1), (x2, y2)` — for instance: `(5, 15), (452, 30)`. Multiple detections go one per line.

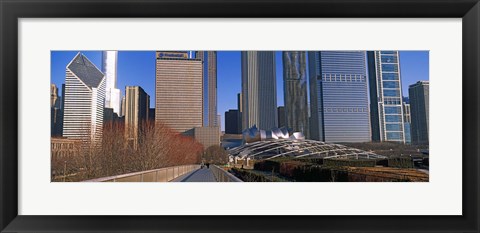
(171, 168), (217, 182)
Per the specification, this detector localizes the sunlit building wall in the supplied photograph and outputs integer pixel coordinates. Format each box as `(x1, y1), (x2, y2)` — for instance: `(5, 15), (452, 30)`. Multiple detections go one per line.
(63, 53), (106, 142)
(155, 51), (203, 133)
(102, 51), (121, 115)
(241, 51), (277, 131)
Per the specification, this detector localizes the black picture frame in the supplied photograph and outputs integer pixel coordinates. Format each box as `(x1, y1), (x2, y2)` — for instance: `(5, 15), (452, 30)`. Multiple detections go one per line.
(1, 0), (479, 232)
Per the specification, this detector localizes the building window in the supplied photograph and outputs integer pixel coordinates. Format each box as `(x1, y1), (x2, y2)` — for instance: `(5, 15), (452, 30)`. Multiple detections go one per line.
(381, 64), (398, 72)
(383, 81), (399, 88)
(384, 89), (400, 97)
(386, 124), (402, 131)
(385, 115), (402, 123)
(381, 55), (398, 63)
(382, 73), (399, 80)
(384, 106), (401, 114)
(387, 132), (402, 140)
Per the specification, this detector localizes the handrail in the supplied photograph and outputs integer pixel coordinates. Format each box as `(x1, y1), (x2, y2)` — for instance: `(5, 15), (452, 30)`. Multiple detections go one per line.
(83, 164), (200, 182)
(211, 165), (243, 182)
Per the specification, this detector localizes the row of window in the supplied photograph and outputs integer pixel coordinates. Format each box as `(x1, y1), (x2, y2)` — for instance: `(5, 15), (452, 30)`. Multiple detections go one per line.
(381, 55), (398, 63)
(384, 98), (402, 105)
(324, 108), (368, 113)
(381, 64), (399, 72)
(383, 89), (401, 97)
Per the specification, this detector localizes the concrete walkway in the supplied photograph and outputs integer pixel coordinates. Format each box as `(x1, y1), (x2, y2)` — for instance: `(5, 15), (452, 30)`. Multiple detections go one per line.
(170, 168), (217, 182)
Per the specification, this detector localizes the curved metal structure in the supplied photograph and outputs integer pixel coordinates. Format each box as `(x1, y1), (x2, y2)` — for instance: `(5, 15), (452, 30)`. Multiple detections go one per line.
(228, 139), (386, 160)
(242, 125), (304, 143)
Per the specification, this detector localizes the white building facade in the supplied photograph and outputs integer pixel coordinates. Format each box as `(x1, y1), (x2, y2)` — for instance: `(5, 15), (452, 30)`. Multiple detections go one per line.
(63, 53), (106, 142)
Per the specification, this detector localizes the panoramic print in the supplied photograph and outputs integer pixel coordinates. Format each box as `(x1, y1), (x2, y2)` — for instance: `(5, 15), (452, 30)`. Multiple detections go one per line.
(51, 51), (429, 182)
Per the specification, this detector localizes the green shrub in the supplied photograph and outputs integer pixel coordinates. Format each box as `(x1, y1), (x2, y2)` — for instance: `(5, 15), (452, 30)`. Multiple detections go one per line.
(231, 167), (286, 182)
(292, 165), (348, 182)
(293, 157), (324, 165)
(323, 159), (377, 167)
(388, 157), (414, 168)
(375, 159), (388, 166)
(279, 161), (305, 178)
(422, 157), (429, 166)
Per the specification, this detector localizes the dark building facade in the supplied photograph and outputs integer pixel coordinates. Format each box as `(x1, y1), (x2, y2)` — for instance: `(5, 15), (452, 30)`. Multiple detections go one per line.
(277, 106), (286, 128)
(409, 81), (429, 144)
(225, 109), (241, 134)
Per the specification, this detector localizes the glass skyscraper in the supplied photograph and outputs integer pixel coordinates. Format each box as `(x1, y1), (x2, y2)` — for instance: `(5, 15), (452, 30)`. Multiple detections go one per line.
(283, 51), (309, 137)
(308, 51), (371, 143)
(367, 51), (406, 143)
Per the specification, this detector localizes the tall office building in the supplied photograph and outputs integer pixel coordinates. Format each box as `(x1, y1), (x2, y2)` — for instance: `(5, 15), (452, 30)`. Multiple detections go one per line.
(225, 109), (241, 134)
(409, 81), (429, 144)
(402, 99), (412, 144)
(102, 51), (121, 115)
(367, 51), (405, 143)
(120, 95), (126, 117)
(216, 114), (221, 131)
(237, 93), (243, 113)
(241, 51), (277, 130)
(308, 51), (371, 143)
(277, 106), (286, 128)
(125, 86), (150, 147)
(184, 127), (220, 148)
(196, 51), (218, 127)
(283, 51), (309, 136)
(63, 52), (106, 142)
(51, 84), (62, 136)
(51, 84), (60, 108)
(155, 51), (203, 133)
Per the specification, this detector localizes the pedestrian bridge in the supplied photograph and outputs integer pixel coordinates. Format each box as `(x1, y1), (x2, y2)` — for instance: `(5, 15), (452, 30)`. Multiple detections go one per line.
(84, 164), (242, 182)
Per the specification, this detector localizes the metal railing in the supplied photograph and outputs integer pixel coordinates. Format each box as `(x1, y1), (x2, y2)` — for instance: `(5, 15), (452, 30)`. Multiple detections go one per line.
(83, 164), (200, 182)
(211, 165), (243, 182)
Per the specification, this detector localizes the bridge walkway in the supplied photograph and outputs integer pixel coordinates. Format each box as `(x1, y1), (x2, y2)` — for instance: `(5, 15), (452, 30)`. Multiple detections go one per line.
(171, 167), (217, 182)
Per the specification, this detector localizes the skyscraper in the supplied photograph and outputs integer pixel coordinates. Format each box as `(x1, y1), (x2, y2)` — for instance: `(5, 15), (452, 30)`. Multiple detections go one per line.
(277, 106), (286, 128)
(409, 81), (429, 144)
(63, 52), (106, 142)
(241, 51), (277, 130)
(237, 93), (243, 113)
(309, 51), (371, 143)
(102, 51), (121, 115)
(367, 51), (405, 143)
(225, 109), (241, 134)
(121, 95), (126, 117)
(50, 84), (60, 108)
(196, 51), (218, 127)
(403, 99), (412, 144)
(283, 51), (309, 136)
(51, 84), (62, 136)
(125, 86), (150, 147)
(155, 51), (203, 133)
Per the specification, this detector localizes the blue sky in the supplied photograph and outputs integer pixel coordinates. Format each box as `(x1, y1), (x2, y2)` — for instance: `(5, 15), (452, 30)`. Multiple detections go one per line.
(51, 51), (429, 130)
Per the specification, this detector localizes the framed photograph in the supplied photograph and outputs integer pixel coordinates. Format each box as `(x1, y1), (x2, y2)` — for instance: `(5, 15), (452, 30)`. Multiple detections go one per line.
(1, 0), (478, 232)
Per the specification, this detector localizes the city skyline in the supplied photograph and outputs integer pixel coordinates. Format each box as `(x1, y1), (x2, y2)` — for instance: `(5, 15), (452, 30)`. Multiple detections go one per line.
(51, 51), (429, 131)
